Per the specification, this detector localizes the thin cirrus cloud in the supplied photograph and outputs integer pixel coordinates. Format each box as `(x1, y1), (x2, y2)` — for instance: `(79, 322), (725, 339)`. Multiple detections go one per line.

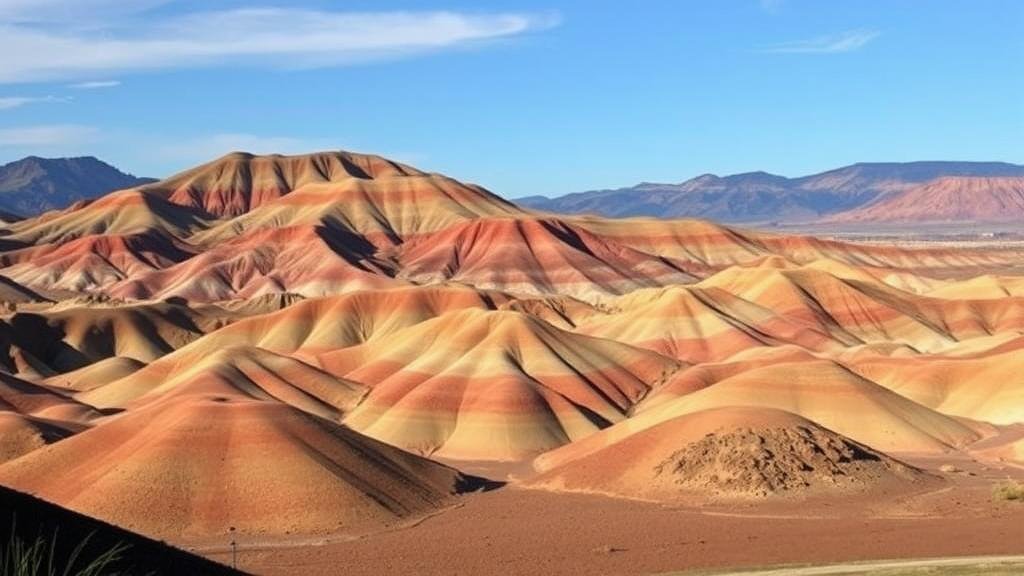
(0, 95), (69, 110)
(760, 29), (880, 54)
(69, 80), (121, 89)
(0, 124), (97, 147)
(0, 0), (168, 22)
(759, 0), (785, 13)
(0, 6), (558, 84)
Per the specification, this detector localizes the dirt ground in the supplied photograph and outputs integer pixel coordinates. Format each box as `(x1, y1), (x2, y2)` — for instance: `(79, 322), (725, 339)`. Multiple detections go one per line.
(685, 556), (1024, 575)
(189, 453), (1024, 576)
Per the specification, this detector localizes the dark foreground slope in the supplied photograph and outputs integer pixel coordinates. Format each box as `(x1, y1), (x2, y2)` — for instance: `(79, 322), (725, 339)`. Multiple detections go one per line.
(0, 486), (241, 575)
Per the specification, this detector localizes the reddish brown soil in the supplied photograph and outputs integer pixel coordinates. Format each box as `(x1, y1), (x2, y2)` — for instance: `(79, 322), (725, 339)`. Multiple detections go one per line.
(195, 454), (1024, 576)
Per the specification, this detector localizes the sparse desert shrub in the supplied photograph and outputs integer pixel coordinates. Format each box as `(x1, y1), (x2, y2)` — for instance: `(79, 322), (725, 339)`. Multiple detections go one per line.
(0, 522), (130, 576)
(992, 480), (1024, 502)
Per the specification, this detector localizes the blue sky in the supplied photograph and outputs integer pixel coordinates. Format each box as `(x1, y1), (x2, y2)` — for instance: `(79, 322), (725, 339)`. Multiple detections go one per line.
(0, 1), (1021, 198)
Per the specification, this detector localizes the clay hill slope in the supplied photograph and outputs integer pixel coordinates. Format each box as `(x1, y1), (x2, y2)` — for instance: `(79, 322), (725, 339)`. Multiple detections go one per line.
(0, 411), (74, 464)
(321, 308), (681, 460)
(573, 284), (842, 363)
(184, 151), (524, 246)
(140, 150), (426, 217)
(78, 286), (509, 406)
(0, 371), (101, 463)
(543, 359), (983, 462)
(529, 407), (930, 501)
(3, 188), (212, 246)
(196, 284), (508, 355)
(0, 300), (218, 376)
(0, 229), (194, 295)
(108, 225), (402, 302)
(568, 258), (1024, 362)
(79, 344), (368, 422)
(396, 217), (694, 300)
(0, 274), (48, 305)
(826, 176), (1024, 223)
(99, 298), (679, 462)
(571, 215), (1021, 280)
(926, 274), (1024, 299)
(0, 387), (477, 540)
(692, 260), (1024, 352)
(846, 348), (1024, 425)
(69, 286), (508, 414)
(0, 371), (101, 424)
(0, 296), (293, 385)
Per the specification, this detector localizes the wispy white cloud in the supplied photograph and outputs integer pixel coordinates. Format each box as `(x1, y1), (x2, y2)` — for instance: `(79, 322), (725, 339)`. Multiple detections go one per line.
(761, 29), (880, 54)
(0, 1), (170, 23)
(0, 97), (34, 110)
(0, 124), (97, 146)
(0, 95), (68, 110)
(69, 80), (121, 89)
(0, 7), (558, 84)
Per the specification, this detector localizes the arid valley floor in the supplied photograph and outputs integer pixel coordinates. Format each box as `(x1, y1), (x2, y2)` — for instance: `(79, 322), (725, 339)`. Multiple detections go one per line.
(0, 152), (1022, 575)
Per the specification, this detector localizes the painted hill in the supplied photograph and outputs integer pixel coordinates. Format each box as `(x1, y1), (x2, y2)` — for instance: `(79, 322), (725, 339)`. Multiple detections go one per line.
(0, 371), (97, 463)
(519, 161), (1024, 222)
(0, 156), (154, 217)
(326, 307), (680, 460)
(139, 150), (430, 218)
(167, 150), (524, 240)
(826, 176), (1024, 223)
(0, 387), (477, 540)
(639, 359), (984, 454)
(396, 217), (694, 300)
(845, 347), (1024, 425)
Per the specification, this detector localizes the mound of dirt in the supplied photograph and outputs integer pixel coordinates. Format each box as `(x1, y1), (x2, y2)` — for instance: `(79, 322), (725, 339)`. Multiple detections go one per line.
(530, 407), (930, 501)
(652, 418), (921, 497)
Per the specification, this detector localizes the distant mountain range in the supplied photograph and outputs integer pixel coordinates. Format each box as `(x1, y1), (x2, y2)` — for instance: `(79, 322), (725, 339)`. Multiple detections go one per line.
(4, 156), (1024, 225)
(0, 156), (154, 218)
(518, 161), (1024, 223)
